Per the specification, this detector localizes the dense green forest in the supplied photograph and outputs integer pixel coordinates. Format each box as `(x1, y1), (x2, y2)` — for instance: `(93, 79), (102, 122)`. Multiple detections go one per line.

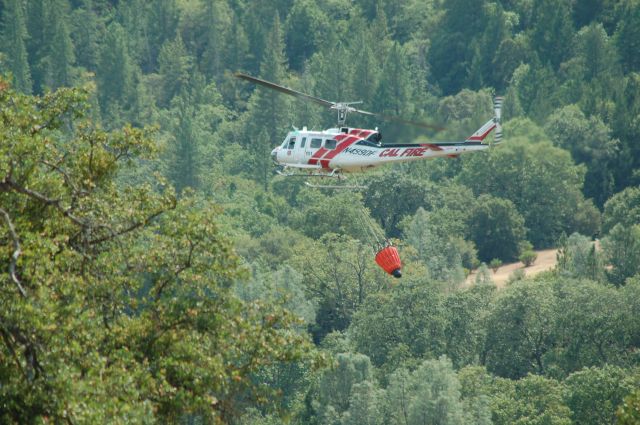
(2, 0), (640, 423)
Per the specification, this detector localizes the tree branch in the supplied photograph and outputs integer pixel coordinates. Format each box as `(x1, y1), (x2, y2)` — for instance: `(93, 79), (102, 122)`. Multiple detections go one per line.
(88, 204), (175, 246)
(2, 177), (86, 227)
(0, 207), (27, 297)
(40, 159), (88, 200)
(0, 327), (27, 379)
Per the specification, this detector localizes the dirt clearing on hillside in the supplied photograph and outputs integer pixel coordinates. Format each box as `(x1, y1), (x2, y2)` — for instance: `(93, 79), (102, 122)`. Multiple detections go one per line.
(465, 248), (558, 289)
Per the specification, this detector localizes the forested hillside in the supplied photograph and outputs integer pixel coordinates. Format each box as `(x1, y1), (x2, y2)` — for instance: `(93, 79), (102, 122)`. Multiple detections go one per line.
(1, 0), (640, 423)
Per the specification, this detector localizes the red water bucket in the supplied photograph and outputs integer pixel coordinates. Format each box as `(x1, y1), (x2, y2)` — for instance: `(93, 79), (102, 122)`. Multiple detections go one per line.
(375, 245), (402, 278)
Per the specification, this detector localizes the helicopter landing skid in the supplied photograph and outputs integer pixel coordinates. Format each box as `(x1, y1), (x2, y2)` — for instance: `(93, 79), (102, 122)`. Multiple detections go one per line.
(275, 167), (343, 178)
(275, 167), (366, 189)
(304, 181), (367, 190)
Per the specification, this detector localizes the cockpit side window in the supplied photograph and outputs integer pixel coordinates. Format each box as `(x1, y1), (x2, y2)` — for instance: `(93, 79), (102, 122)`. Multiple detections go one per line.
(301, 137), (307, 148)
(324, 139), (337, 149)
(310, 138), (322, 148)
(287, 137), (296, 150)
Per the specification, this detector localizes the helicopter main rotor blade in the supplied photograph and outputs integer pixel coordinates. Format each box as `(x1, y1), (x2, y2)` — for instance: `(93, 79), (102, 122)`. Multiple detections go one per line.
(236, 72), (445, 131)
(235, 73), (334, 108)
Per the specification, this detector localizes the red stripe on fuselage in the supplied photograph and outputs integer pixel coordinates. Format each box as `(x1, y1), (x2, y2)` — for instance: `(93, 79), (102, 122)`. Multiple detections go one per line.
(421, 143), (444, 151)
(308, 147), (328, 165)
(320, 135), (361, 169)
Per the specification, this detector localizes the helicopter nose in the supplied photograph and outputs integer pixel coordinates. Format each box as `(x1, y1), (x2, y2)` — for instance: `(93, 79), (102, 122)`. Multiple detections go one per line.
(271, 148), (279, 164)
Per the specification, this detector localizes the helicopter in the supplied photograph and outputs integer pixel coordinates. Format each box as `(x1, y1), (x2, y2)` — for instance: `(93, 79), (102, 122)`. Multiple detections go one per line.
(236, 73), (503, 187)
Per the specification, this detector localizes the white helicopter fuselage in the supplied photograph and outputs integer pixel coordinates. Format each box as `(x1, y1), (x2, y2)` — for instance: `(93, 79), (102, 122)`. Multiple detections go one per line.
(272, 118), (499, 174)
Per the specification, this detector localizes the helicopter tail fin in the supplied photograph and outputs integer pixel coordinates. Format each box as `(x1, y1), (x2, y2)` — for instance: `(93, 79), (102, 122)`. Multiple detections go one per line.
(465, 96), (503, 144)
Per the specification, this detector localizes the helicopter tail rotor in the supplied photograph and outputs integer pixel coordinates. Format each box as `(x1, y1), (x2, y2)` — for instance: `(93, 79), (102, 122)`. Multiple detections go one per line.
(493, 96), (503, 144)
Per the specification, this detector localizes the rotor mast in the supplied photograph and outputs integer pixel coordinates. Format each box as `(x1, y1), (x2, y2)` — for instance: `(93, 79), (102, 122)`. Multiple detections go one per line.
(333, 102), (363, 126)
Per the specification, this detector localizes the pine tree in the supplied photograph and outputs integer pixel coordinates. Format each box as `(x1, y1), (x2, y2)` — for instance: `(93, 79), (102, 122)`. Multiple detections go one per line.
(0, 0), (32, 93)
(201, 0), (224, 80)
(284, 0), (329, 71)
(351, 30), (379, 109)
(71, 0), (101, 72)
(429, 0), (486, 94)
(615, 0), (640, 73)
(167, 93), (200, 193)
(242, 14), (290, 189)
(26, 0), (46, 93)
(242, 2), (287, 75)
(96, 22), (138, 116)
(372, 42), (413, 141)
(116, 0), (149, 69)
(157, 33), (193, 107)
(530, 0), (574, 69)
(146, 0), (178, 72)
(222, 10), (249, 74)
(45, 0), (76, 89)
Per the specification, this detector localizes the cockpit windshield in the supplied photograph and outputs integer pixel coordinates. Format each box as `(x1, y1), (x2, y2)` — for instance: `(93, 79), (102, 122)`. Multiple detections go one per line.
(356, 139), (380, 147)
(367, 132), (382, 144)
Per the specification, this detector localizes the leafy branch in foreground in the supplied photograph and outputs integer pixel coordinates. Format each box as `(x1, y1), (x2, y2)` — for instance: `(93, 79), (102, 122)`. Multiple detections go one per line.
(0, 77), (317, 424)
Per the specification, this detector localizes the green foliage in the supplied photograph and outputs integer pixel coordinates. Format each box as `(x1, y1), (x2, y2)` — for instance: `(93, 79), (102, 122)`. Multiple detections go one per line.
(0, 78), (316, 423)
(484, 279), (557, 378)
(601, 223), (640, 285)
(617, 388), (640, 425)
(564, 365), (639, 425)
(489, 258), (503, 273)
(292, 191), (383, 242)
(403, 207), (474, 284)
(372, 42), (415, 141)
(293, 234), (386, 342)
(429, 0), (486, 94)
(238, 13), (291, 189)
(312, 352), (374, 419)
(614, 0), (640, 73)
(157, 34), (193, 107)
(3, 0), (640, 421)
(96, 22), (138, 120)
(456, 366), (493, 425)
(530, 0), (574, 69)
(602, 186), (640, 233)
(550, 279), (629, 373)
(555, 232), (604, 281)
(70, 0), (102, 72)
(545, 104), (619, 207)
(519, 250), (537, 267)
(43, 0), (76, 90)
(443, 284), (496, 368)
(436, 89), (494, 139)
(468, 194), (526, 262)
(491, 374), (572, 425)
(475, 263), (494, 285)
(284, 0), (329, 70)
(349, 278), (445, 367)
(341, 380), (385, 425)
(385, 357), (466, 425)
(458, 132), (599, 247)
(363, 171), (431, 237)
(0, 0), (32, 93)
